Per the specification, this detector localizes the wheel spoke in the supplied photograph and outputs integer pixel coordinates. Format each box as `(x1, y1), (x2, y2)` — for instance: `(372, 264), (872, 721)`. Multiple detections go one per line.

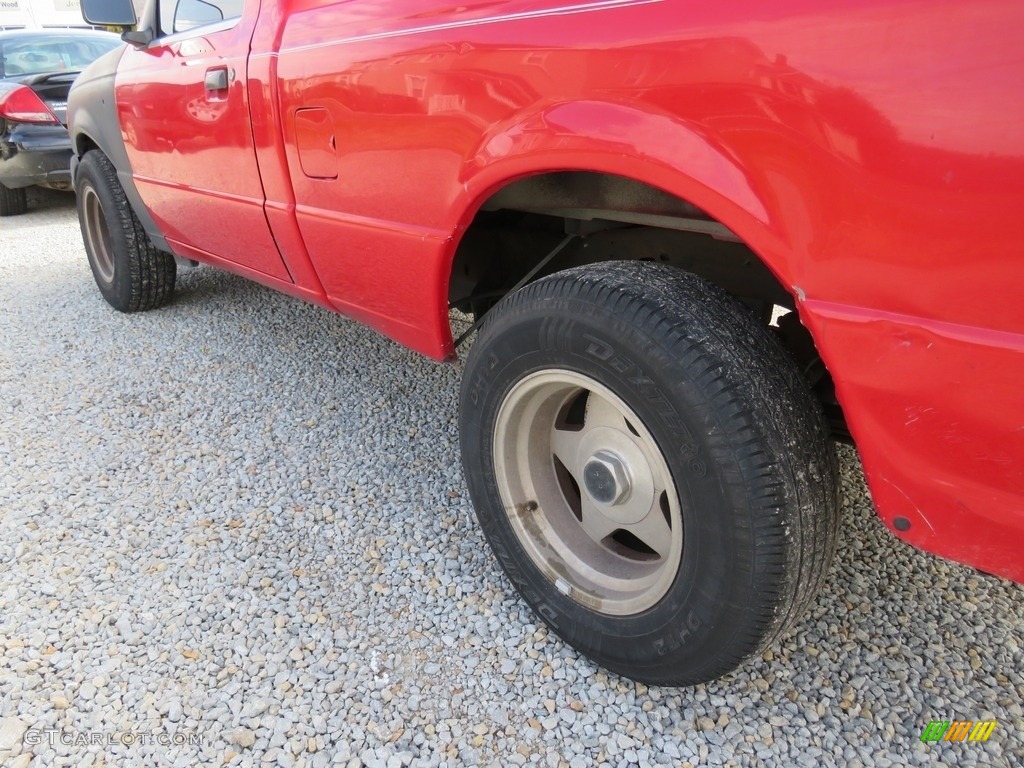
(578, 498), (618, 544)
(550, 424), (585, 473)
(584, 392), (627, 431)
(624, 503), (674, 559)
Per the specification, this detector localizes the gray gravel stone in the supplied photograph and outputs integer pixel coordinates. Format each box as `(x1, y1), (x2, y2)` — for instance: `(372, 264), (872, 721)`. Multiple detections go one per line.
(229, 728), (256, 748)
(0, 718), (27, 752)
(0, 189), (1022, 768)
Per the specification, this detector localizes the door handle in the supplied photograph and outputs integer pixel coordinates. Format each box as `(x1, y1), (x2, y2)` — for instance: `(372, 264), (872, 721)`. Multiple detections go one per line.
(204, 67), (229, 91)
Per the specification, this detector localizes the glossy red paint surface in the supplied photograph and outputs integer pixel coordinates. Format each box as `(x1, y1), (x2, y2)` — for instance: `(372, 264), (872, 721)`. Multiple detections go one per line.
(115, 0), (1023, 582)
(115, 18), (293, 281)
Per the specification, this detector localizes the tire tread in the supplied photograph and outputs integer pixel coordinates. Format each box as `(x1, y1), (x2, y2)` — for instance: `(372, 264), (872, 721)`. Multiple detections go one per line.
(0, 183), (28, 216)
(77, 151), (175, 311)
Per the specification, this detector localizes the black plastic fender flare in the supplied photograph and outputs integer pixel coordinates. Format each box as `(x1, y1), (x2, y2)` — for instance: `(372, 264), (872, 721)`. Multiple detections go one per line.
(68, 45), (170, 254)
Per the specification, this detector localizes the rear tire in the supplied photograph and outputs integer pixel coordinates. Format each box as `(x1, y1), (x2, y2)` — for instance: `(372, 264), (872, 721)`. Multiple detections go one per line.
(459, 262), (840, 685)
(76, 150), (175, 311)
(0, 183), (27, 216)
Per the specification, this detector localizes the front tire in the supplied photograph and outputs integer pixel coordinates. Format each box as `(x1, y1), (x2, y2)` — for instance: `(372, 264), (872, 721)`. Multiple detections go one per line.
(459, 262), (840, 685)
(76, 150), (175, 311)
(0, 183), (27, 216)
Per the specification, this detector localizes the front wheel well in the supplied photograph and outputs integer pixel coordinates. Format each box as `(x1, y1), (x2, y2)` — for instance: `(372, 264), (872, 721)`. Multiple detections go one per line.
(447, 170), (848, 440)
(74, 133), (100, 159)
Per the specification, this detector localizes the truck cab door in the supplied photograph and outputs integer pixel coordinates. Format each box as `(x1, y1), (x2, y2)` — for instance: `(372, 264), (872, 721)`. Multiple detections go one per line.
(115, 0), (292, 282)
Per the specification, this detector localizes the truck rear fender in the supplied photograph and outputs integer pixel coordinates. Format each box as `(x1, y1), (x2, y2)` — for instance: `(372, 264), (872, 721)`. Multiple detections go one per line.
(444, 99), (806, 338)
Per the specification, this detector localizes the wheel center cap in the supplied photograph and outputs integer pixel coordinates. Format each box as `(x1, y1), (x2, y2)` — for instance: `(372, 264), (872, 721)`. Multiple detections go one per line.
(583, 450), (631, 506)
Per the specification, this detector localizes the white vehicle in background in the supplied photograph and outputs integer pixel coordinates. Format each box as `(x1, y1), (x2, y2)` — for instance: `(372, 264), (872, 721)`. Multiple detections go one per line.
(0, 0), (92, 30)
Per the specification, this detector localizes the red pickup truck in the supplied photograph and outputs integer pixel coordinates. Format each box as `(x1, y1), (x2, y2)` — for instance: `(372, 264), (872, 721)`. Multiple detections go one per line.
(68, 0), (1023, 685)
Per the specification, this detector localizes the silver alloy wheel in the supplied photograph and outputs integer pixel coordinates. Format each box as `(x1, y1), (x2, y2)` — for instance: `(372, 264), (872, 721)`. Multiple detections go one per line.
(81, 186), (114, 283)
(493, 369), (684, 616)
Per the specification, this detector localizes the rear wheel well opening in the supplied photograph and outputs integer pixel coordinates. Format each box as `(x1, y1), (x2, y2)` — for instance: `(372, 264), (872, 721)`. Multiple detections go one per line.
(448, 170), (848, 440)
(75, 134), (100, 159)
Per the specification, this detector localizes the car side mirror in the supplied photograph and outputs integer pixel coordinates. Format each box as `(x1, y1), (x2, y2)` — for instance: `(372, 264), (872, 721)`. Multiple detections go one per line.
(81, 0), (138, 26)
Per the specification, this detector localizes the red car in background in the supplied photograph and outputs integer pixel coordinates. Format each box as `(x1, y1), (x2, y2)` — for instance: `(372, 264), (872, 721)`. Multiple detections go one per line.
(67, 0), (1023, 685)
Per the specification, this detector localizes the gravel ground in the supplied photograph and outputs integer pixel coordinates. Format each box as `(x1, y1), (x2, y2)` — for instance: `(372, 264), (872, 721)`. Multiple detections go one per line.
(1, 188), (1022, 768)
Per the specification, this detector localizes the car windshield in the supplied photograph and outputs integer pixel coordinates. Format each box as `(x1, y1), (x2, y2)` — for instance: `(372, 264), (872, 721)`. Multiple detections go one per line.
(0, 34), (121, 79)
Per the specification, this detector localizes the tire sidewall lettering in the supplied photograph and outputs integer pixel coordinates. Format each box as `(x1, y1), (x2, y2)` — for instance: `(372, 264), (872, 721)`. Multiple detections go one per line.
(583, 331), (702, 470)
